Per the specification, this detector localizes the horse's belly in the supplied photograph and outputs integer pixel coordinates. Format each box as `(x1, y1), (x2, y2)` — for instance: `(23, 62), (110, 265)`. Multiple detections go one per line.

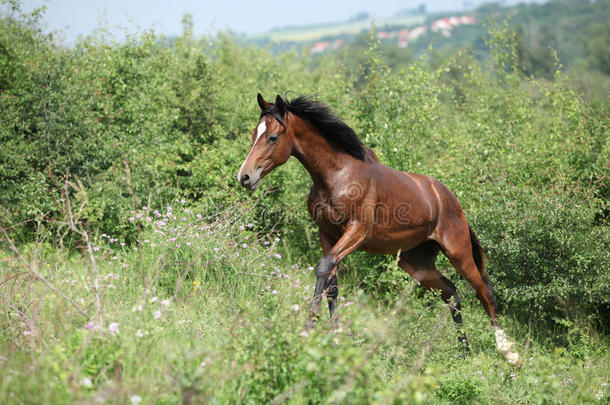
(360, 226), (427, 254)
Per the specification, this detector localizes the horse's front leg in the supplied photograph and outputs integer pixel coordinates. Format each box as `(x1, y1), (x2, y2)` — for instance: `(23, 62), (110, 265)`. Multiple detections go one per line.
(307, 225), (367, 329)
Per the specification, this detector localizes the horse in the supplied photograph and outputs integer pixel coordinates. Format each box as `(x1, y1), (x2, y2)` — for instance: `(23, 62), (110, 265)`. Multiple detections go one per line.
(237, 93), (522, 365)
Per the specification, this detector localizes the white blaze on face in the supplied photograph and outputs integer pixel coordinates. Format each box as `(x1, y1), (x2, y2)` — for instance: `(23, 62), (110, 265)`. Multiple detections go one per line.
(256, 121), (266, 140)
(237, 121), (267, 181)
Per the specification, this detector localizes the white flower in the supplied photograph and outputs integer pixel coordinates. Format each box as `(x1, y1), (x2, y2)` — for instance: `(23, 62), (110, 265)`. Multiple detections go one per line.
(130, 395), (142, 404)
(291, 304), (299, 311)
(149, 296), (158, 303)
(81, 377), (93, 388)
(161, 299), (170, 307)
(136, 329), (144, 338)
(108, 322), (119, 335)
(153, 310), (162, 319)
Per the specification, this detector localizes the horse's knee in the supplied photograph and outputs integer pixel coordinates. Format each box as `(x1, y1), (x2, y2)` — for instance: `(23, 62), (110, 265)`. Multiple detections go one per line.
(316, 255), (335, 279)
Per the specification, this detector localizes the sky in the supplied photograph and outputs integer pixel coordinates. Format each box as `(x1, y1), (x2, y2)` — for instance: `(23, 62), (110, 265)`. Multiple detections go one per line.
(8, 0), (546, 44)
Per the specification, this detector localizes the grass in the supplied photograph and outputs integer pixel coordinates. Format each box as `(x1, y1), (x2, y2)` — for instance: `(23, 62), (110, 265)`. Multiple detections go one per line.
(1, 202), (608, 404)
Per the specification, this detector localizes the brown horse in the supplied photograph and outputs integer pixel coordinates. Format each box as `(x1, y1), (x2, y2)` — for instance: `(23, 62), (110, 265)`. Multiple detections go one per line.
(237, 94), (521, 365)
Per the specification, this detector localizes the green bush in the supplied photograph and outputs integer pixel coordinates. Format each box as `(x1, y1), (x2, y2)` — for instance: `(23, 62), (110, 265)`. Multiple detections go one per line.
(1, 1), (608, 332)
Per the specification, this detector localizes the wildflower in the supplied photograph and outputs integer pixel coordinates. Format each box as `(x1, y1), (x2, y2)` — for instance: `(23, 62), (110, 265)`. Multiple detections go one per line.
(130, 395), (142, 404)
(239, 225), (245, 230)
(108, 322), (119, 335)
(84, 321), (95, 329)
(150, 296), (158, 303)
(247, 223), (253, 228)
(153, 311), (161, 319)
(242, 243), (248, 248)
(274, 237), (280, 242)
(192, 280), (201, 287)
(136, 329), (144, 338)
(274, 253), (282, 259)
(93, 246), (100, 252)
(120, 242), (126, 247)
(129, 217), (135, 222)
(308, 266), (314, 271)
(136, 213), (143, 219)
(161, 299), (170, 307)
(180, 199), (186, 204)
(196, 213), (202, 219)
(291, 304), (299, 311)
(271, 290), (278, 295)
(213, 247), (219, 252)
(132, 304), (143, 312)
(300, 330), (309, 338)
(146, 216), (152, 222)
(81, 377), (93, 388)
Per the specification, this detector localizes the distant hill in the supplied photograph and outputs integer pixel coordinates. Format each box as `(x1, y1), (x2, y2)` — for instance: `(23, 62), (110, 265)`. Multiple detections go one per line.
(247, 14), (426, 43)
(244, 0), (610, 79)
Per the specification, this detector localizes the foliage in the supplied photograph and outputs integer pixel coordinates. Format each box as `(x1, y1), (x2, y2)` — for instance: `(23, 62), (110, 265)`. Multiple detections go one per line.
(0, 1), (609, 403)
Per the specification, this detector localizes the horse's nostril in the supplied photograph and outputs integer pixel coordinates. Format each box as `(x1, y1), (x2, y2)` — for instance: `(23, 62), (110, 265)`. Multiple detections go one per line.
(240, 173), (251, 187)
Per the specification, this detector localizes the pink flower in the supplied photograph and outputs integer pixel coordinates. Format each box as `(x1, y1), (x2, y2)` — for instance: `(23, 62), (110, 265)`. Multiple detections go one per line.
(84, 321), (95, 329)
(271, 290), (278, 295)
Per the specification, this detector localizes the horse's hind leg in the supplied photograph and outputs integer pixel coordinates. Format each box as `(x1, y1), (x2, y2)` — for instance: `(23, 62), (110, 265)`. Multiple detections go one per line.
(398, 241), (469, 351)
(437, 226), (522, 366)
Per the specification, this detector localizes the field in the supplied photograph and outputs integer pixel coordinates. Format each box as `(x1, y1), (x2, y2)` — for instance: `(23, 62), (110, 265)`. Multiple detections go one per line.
(1, 1), (609, 404)
(248, 14), (425, 43)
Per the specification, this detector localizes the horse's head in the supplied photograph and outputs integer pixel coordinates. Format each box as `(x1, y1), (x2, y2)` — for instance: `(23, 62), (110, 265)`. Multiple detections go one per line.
(237, 94), (293, 190)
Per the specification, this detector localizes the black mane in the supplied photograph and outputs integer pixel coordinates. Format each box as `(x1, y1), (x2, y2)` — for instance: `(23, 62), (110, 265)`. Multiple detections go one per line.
(261, 95), (366, 161)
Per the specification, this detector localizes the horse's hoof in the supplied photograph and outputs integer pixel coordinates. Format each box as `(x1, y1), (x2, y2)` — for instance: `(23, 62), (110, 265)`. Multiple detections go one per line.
(505, 351), (523, 368)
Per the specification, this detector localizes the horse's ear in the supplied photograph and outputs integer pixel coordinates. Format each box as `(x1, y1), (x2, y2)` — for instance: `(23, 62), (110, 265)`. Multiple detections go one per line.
(257, 93), (269, 110)
(275, 95), (286, 117)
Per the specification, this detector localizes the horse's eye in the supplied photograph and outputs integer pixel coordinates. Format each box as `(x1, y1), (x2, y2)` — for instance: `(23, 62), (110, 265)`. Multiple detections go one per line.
(268, 135), (278, 144)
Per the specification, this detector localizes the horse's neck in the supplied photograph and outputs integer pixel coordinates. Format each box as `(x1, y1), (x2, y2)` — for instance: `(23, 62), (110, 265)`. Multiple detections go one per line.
(291, 118), (355, 194)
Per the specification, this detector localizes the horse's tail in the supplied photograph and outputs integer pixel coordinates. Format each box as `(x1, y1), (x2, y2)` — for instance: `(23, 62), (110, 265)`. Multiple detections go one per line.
(469, 226), (497, 311)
